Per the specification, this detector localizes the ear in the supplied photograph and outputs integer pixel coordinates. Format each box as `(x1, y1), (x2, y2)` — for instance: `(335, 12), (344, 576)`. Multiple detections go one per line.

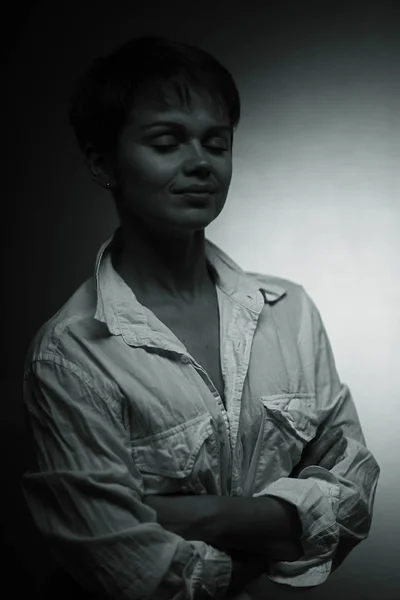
(83, 143), (114, 190)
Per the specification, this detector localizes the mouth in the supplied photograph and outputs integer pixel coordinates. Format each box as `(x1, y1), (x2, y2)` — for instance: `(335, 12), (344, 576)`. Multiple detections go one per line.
(177, 190), (215, 205)
(176, 185), (216, 194)
(179, 191), (213, 197)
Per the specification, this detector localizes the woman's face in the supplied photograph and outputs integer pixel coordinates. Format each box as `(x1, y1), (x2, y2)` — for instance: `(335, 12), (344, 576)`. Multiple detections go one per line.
(110, 84), (233, 236)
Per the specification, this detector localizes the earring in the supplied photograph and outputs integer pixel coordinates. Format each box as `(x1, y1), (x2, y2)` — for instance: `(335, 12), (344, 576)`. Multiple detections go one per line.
(106, 182), (111, 189)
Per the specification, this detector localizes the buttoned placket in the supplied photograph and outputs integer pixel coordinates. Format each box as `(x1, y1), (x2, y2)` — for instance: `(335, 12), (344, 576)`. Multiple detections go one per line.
(99, 240), (271, 498)
(179, 350), (234, 494)
(175, 290), (265, 497)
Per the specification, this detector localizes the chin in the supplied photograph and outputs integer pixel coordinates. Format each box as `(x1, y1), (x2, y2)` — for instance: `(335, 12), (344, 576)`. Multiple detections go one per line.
(158, 211), (216, 232)
(166, 221), (211, 236)
(180, 206), (223, 228)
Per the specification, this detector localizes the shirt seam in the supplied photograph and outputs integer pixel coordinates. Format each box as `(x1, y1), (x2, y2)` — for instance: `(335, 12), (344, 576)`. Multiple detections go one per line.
(28, 355), (126, 428)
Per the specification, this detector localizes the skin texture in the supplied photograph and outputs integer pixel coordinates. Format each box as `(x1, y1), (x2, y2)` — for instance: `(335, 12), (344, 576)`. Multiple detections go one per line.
(142, 429), (347, 555)
(85, 83), (234, 304)
(84, 82), (348, 595)
(112, 84), (233, 237)
(143, 431), (347, 596)
(290, 426), (347, 477)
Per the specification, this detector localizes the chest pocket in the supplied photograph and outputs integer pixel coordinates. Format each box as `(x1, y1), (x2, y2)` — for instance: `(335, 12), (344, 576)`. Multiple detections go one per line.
(131, 413), (219, 495)
(256, 393), (319, 484)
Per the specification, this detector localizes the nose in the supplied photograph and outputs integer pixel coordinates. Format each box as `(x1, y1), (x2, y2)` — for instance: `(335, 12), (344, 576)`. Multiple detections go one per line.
(182, 141), (212, 175)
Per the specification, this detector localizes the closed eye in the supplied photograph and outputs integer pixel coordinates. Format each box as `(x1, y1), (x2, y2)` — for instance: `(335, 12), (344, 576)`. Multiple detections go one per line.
(152, 145), (228, 154)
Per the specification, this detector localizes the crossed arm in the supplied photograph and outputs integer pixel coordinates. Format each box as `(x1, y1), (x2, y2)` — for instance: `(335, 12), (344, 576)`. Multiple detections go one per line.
(144, 426), (346, 554)
(143, 494), (303, 597)
(143, 493), (303, 560)
(143, 428), (348, 596)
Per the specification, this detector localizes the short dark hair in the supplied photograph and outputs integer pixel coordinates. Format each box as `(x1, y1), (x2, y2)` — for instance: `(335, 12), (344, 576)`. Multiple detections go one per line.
(68, 35), (241, 157)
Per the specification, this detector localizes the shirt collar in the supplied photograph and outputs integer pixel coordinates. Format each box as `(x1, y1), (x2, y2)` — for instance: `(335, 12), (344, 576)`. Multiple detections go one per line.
(94, 228), (286, 339)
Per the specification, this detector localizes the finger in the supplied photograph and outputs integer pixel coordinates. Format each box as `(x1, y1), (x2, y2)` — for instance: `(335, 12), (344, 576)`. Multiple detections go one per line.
(307, 434), (346, 470)
(303, 429), (343, 462)
(265, 539), (303, 562)
(307, 427), (342, 450)
(291, 432), (345, 476)
(318, 437), (347, 470)
(317, 437), (347, 470)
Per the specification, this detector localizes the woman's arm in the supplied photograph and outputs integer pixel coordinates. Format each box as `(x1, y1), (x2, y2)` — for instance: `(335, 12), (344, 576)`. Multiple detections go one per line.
(143, 493), (303, 560)
(143, 426), (347, 561)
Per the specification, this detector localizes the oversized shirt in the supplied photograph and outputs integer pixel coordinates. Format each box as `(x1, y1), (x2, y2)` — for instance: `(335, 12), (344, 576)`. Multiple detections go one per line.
(21, 229), (380, 599)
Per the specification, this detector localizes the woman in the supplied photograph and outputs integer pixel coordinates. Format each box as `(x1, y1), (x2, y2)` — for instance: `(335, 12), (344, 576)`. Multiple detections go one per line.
(21, 36), (380, 599)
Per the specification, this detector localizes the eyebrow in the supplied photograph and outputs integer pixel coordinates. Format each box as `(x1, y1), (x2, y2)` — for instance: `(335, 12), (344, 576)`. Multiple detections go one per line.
(141, 121), (232, 134)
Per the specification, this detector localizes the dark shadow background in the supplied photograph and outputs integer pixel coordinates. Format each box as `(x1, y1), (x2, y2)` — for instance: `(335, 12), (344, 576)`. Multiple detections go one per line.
(3, 1), (399, 598)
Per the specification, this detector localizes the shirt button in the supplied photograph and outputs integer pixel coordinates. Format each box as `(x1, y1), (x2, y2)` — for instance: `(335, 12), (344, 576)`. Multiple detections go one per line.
(181, 355), (190, 364)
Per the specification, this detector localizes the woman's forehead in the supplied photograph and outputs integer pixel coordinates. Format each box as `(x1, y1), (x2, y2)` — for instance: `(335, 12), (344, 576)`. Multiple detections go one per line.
(129, 82), (229, 125)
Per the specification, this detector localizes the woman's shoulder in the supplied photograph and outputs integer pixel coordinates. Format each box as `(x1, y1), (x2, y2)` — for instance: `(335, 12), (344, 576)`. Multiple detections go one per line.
(245, 271), (317, 330)
(245, 270), (306, 298)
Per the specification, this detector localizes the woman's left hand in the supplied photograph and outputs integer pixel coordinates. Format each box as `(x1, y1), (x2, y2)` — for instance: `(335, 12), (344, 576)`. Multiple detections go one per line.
(290, 427), (347, 478)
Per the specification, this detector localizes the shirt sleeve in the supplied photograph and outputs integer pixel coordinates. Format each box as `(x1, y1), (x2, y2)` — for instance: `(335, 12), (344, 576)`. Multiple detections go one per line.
(21, 357), (232, 599)
(252, 289), (380, 588)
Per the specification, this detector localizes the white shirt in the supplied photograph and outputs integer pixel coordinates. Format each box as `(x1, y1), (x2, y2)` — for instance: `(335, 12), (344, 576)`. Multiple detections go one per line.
(21, 229), (380, 599)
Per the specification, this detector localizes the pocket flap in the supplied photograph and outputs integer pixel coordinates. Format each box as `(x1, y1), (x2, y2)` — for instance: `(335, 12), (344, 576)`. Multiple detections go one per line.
(131, 413), (214, 478)
(260, 393), (318, 442)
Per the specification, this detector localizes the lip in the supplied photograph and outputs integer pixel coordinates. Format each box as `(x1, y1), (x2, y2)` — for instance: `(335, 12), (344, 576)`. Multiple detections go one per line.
(179, 191), (213, 197)
(176, 186), (216, 193)
(179, 192), (214, 204)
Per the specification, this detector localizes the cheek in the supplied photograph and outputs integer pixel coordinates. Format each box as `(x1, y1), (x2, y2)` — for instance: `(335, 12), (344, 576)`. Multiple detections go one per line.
(117, 148), (233, 191)
(219, 161), (233, 189)
(117, 150), (176, 188)
(224, 162), (233, 182)
(136, 155), (177, 185)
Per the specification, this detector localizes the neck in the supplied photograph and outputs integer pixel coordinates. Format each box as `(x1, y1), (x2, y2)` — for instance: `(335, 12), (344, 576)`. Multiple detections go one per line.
(112, 220), (214, 304)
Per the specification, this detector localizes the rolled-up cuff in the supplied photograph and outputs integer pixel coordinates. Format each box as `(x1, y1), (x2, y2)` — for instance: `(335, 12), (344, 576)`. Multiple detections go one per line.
(254, 471), (340, 557)
(190, 541), (232, 597)
(253, 472), (340, 587)
(268, 556), (334, 587)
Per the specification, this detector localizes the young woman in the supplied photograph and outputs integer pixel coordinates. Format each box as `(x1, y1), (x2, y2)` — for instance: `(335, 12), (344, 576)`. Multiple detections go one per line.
(21, 36), (380, 599)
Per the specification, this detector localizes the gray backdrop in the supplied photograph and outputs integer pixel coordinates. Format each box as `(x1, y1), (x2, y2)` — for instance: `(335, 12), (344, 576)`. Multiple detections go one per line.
(4, 1), (399, 598)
